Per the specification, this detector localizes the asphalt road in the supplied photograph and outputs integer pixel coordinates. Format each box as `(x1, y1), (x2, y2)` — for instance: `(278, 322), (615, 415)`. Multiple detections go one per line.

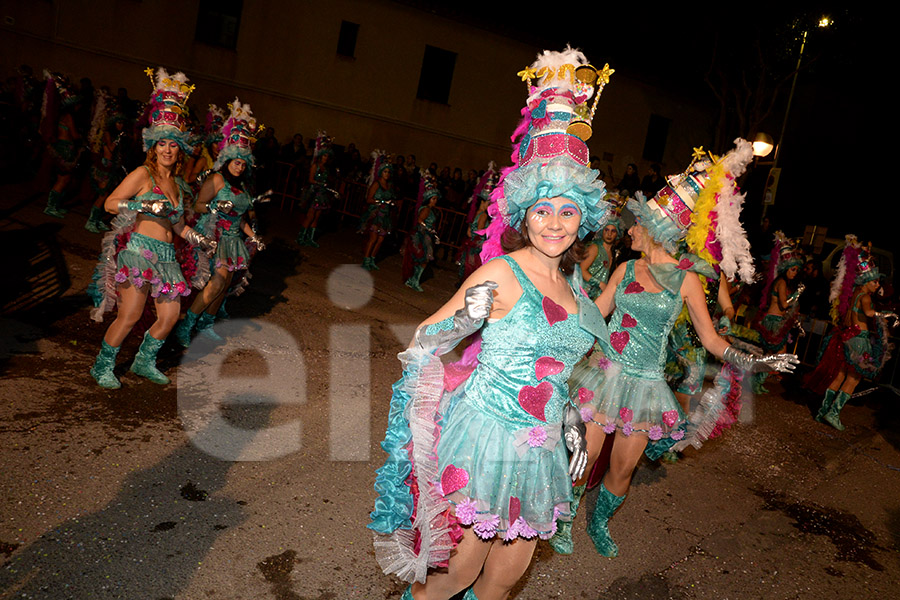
(1, 185), (898, 599)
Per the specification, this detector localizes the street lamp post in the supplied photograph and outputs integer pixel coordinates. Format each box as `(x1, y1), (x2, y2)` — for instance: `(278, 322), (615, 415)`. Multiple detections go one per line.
(762, 16), (832, 220)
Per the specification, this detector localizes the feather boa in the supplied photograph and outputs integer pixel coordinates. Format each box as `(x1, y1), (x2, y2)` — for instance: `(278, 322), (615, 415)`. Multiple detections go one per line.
(829, 236), (860, 323)
(714, 139), (755, 283)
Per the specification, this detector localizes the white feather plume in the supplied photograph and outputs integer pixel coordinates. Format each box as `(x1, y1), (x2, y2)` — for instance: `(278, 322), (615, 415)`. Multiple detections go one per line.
(714, 138), (756, 283)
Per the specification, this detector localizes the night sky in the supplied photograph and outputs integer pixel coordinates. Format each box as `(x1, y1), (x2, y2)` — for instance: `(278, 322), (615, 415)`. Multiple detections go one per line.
(409, 2), (881, 258)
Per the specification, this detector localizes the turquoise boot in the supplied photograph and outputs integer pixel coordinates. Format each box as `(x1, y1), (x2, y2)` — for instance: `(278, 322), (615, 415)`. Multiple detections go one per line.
(586, 483), (625, 557)
(295, 228), (308, 245)
(84, 206), (110, 233)
(129, 332), (170, 384)
(173, 310), (201, 347)
(306, 227), (320, 248)
(44, 190), (68, 218)
(823, 391), (851, 431)
(197, 312), (223, 341)
(90, 341), (121, 389)
(815, 389), (838, 423)
(405, 266), (424, 292)
(548, 484), (586, 555)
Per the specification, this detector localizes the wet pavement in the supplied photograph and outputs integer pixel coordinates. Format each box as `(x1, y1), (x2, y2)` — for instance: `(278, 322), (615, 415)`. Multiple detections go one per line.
(1, 182), (899, 599)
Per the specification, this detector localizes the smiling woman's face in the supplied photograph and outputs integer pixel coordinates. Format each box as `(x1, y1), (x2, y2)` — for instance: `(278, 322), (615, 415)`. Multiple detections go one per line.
(155, 139), (180, 167)
(525, 196), (581, 257)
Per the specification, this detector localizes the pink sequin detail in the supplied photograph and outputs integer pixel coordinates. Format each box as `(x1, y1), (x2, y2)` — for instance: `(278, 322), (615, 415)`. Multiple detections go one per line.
(518, 381), (552, 421)
(440, 464), (469, 495)
(542, 297), (568, 326)
(535, 356), (564, 380)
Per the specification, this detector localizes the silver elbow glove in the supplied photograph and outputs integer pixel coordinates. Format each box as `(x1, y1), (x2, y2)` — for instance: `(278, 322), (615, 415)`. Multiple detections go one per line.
(182, 227), (217, 254)
(209, 199), (234, 214)
(413, 281), (497, 356)
(118, 198), (167, 216)
(875, 311), (899, 328)
(723, 345), (799, 374)
(563, 404), (588, 482)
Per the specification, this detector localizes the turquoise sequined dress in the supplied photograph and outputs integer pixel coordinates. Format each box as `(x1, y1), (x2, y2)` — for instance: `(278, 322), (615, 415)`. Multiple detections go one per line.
(570, 260), (688, 458)
(359, 186), (395, 236)
(369, 254), (605, 581)
(585, 240), (613, 300)
(197, 183), (252, 272)
(436, 255), (597, 538)
(303, 165), (335, 210)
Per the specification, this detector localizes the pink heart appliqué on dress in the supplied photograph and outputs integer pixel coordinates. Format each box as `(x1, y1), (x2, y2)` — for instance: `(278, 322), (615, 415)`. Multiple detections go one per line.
(535, 356), (564, 380)
(610, 331), (630, 354)
(677, 258), (694, 270)
(508, 497), (521, 524)
(621, 314), (637, 328)
(577, 387), (594, 404)
(662, 410), (678, 428)
(542, 297), (568, 326)
(624, 281), (644, 294)
(518, 381), (552, 421)
(440, 464), (470, 495)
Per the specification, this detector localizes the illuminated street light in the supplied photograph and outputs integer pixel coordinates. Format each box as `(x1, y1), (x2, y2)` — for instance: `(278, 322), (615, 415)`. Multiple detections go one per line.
(752, 133), (774, 158)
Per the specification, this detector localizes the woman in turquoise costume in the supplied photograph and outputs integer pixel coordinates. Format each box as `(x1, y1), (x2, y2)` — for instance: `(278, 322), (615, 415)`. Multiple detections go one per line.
(456, 164), (498, 286)
(402, 170), (441, 292)
(580, 212), (622, 299)
(296, 131), (337, 248)
(752, 232), (804, 393)
(554, 142), (799, 558)
(806, 239), (896, 430)
(88, 68), (216, 389)
(360, 151), (395, 270)
(40, 71), (83, 219)
(174, 99), (264, 345)
(369, 48), (613, 600)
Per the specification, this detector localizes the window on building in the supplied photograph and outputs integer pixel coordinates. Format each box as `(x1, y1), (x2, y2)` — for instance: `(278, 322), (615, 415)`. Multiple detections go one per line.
(642, 114), (670, 163)
(337, 21), (359, 58)
(195, 0), (243, 50)
(416, 45), (457, 104)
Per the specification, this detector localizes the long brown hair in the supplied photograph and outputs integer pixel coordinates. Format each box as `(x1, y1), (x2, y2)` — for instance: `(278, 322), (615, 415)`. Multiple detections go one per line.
(501, 220), (586, 276)
(144, 144), (185, 178)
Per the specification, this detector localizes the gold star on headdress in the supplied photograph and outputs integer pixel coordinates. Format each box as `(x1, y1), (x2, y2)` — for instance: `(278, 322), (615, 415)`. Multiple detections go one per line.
(597, 64), (615, 85)
(518, 67), (537, 86)
(691, 147), (707, 161)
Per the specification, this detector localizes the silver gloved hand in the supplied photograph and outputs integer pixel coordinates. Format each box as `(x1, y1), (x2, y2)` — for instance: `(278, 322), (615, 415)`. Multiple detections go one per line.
(563, 405), (588, 482)
(786, 283), (806, 306)
(252, 190), (273, 205)
(118, 198), (168, 217)
(413, 281), (498, 355)
(182, 227), (217, 256)
(248, 235), (265, 251)
(210, 199), (234, 214)
(723, 346), (799, 373)
(876, 311), (899, 328)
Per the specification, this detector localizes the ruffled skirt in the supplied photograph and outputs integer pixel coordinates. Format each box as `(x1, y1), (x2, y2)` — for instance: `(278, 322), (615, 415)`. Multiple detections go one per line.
(214, 233), (250, 272)
(359, 204), (392, 236)
(569, 346), (687, 460)
(436, 399), (572, 541)
(115, 233), (191, 300)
